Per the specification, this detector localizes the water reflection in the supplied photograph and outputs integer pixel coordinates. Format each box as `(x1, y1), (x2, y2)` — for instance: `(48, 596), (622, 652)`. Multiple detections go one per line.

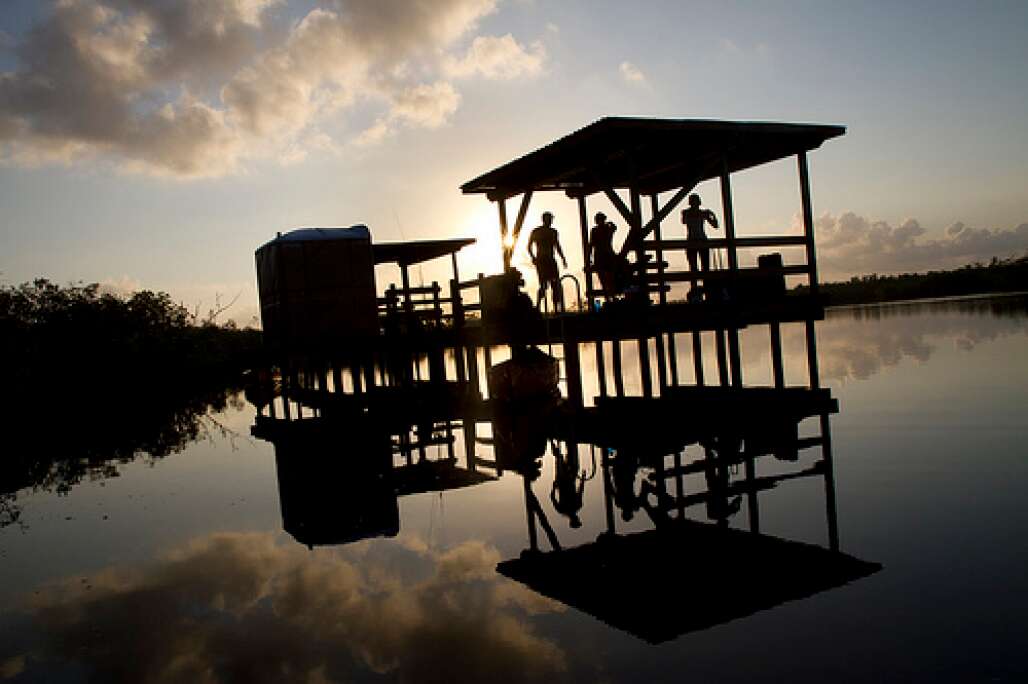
(816, 295), (1028, 382)
(249, 374), (878, 647)
(3, 533), (566, 682)
(0, 389), (245, 529)
(5, 295), (1026, 681)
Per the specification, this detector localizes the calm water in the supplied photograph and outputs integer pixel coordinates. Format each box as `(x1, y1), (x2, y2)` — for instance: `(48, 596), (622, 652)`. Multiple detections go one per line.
(2, 295), (1027, 682)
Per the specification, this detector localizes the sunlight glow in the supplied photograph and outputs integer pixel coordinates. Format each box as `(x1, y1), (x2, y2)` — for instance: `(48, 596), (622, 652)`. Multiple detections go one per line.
(458, 202), (503, 276)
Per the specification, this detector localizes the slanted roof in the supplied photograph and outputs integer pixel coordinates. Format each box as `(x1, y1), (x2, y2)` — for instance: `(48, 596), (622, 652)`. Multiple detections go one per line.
(461, 117), (846, 199)
(372, 238), (476, 267)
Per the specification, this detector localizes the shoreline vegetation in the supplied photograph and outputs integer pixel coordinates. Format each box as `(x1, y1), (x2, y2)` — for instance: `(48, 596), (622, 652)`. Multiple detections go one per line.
(1, 279), (261, 526)
(796, 253), (1028, 306)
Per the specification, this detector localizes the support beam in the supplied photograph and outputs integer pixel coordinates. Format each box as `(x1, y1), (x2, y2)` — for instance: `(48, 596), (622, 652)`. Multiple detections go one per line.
(619, 184), (692, 257)
(638, 337), (653, 398)
(715, 329), (730, 387)
(497, 198), (510, 270)
(595, 340), (608, 397)
(603, 188), (633, 225)
(564, 339), (584, 407)
(821, 413), (840, 552)
(651, 194), (667, 306)
(719, 162), (738, 271)
(578, 195), (593, 311)
(798, 151), (819, 291)
(511, 190), (534, 245)
(642, 185), (692, 240)
(692, 331), (704, 386)
(400, 265), (413, 317)
(745, 456), (760, 534)
(805, 319), (821, 389)
(612, 339), (625, 397)
(770, 322), (785, 388)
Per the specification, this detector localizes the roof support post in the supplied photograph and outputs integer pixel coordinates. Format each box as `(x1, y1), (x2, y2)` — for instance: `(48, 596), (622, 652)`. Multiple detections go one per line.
(650, 194), (667, 306)
(400, 264), (413, 317)
(719, 161), (743, 388)
(496, 198), (510, 271)
(629, 188), (644, 267)
(798, 151), (818, 292)
(577, 195), (593, 310)
(719, 161), (738, 272)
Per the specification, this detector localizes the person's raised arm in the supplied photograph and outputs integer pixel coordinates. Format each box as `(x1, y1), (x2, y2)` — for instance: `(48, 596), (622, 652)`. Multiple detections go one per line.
(705, 209), (719, 231)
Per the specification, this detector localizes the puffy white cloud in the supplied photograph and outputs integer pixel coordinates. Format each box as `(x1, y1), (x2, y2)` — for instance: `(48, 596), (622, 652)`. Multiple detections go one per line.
(390, 81), (461, 128)
(0, 0), (544, 177)
(619, 61), (645, 84)
(812, 211), (1028, 278)
(445, 34), (546, 79)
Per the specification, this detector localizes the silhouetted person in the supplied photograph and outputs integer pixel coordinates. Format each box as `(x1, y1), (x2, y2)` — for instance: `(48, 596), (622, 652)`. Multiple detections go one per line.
(527, 211), (567, 311)
(589, 212), (626, 298)
(681, 193), (719, 275)
(549, 441), (585, 528)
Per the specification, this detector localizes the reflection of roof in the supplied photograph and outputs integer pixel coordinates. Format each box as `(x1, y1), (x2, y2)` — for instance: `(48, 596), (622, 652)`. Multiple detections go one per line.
(461, 117), (846, 199)
(373, 238), (476, 267)
(498, 520), (880, 644)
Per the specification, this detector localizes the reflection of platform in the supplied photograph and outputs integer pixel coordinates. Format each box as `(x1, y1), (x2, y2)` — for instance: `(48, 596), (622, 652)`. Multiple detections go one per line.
(498, 519), (879, 644)
(392, 459), (496, 496)
(571, 388), (837, 453)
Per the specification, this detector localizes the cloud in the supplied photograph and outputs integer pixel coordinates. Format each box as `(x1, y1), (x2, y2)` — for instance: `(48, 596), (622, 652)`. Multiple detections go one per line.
(812, 212), (1028, 278)
(9, 532), (567, 682)
(444, 34), (546, 79)
(97, 274), (143, 296)
(619, 61), (646, 84)
(0, 0), (545, 177)
(390, 81), (461, 128)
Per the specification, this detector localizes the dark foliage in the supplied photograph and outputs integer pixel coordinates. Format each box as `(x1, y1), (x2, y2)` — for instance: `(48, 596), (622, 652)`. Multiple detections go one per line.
(0, 280), (263, 523)
(795, 254), (1028, 306)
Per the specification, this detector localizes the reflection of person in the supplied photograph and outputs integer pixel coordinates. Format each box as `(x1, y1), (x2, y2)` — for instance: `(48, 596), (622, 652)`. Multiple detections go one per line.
(681, 194), (719, 273)
(610, 448), (641, 522)
(550, 441), (585, 528)
(701, 436), (742, 523)
(527, 212), (567, 311)
(589, 212), (625, 297)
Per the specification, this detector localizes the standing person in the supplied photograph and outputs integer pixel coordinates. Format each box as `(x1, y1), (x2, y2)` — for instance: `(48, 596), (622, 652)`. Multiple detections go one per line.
(589, 212), (620, 297)
(527, 211), (567, 311)
(681, 193), (719, 274)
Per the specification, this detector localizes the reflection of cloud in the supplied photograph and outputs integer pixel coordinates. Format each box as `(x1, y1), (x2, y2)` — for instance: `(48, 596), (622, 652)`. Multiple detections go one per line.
(0, 0), (547, 177)
(815, 298), (1028, 382)
(10, 533), (566, 682)
(813, 212), (1028, 279)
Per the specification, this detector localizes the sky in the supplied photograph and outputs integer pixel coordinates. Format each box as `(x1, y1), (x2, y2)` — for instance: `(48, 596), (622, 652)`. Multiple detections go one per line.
(1, 0), (1026, 323)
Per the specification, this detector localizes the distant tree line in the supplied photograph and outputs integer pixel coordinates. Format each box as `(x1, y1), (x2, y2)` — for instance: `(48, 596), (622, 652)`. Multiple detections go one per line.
(795, 253), (1028, 306)
(0, 279), (263, 524)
